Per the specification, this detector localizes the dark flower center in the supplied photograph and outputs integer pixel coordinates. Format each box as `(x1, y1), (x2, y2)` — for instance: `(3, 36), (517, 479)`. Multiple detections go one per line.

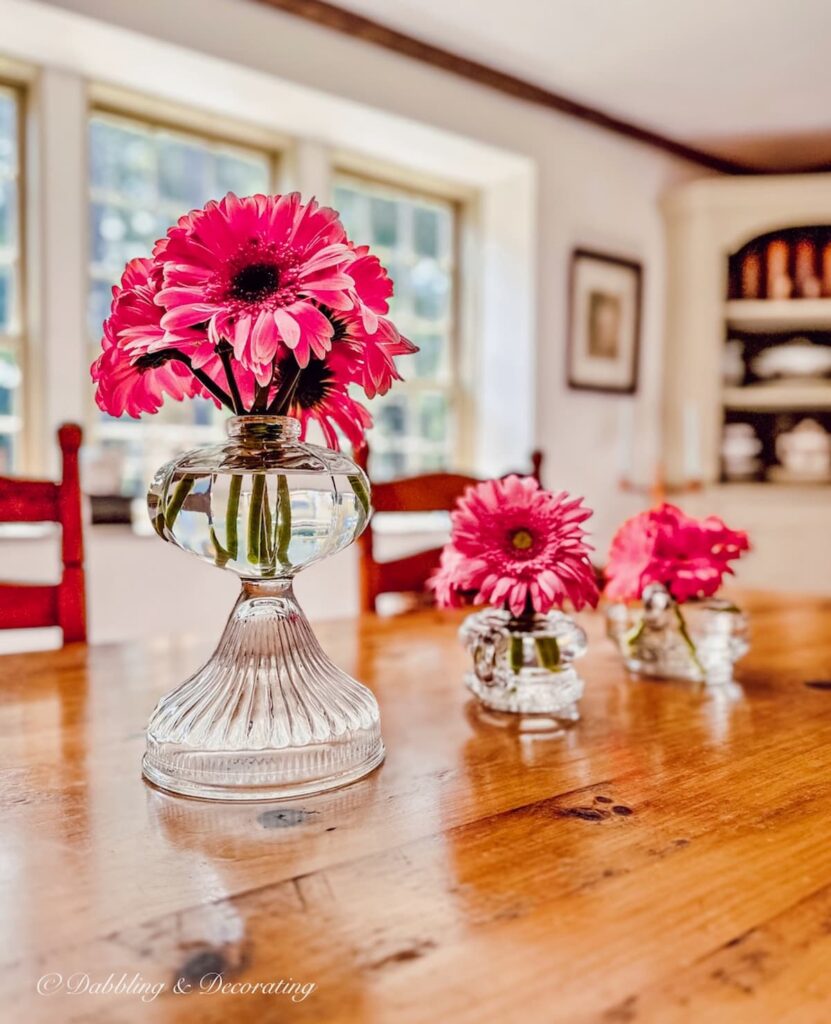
(278, 357), (334, 410)
(509, 528), (534, 552)
(134, 351), (173, 373)
(324, 309), (349, 343)
(230, 262), (280, 302)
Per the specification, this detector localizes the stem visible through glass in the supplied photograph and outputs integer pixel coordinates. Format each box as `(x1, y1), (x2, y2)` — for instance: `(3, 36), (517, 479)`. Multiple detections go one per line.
(164, 475), (194, 531)
(674, 603), (706, 678)
(275, 475), (292, 569)
(247, 473), (269, 568)
(506, 606), (561, 674)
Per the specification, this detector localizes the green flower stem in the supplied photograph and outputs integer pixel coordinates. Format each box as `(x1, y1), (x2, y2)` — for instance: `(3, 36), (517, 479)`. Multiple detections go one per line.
(225, 474), (242, 562)
(209, 527), (230, 568)
(267, 364), (302, 415)
(624, 617), (646, 651)
(508, 635), (525, 674)
(164, 476), (194, 531)
(348, 473), (371, 519)
(210, 473), (244, 569)
(674, 603), (706, 678)
(535, 636), (561, 670)
(276, 474), (292, 568)
(247, 473), (267, 566)
(217, 342), (245, 414)
(260, 479), (274, 568)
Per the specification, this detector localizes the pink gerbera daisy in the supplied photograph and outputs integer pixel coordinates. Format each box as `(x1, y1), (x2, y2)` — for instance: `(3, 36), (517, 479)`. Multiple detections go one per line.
(91, 258), (204, 418)
(345, 244), (394, 332)
(431, 475), (599, 616)
(604, 503), (749, 603)
(429, 545), (477, 609)
(328, 312), (418, 399)
(156, 192), (357, 380)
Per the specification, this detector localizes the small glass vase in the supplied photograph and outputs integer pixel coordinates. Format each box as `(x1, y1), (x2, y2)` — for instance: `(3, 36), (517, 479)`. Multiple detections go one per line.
(459, 607), (588, 725)
(142, 415), (384, 801)
(606, 582), (749, 686)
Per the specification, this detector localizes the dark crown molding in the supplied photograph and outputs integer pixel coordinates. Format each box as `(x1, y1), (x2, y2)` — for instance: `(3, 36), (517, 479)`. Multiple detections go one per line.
(252, 0), (770, 175)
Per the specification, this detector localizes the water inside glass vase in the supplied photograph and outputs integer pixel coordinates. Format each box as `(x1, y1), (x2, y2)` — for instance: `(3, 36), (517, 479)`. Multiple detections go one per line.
(147, 415), (371, 578)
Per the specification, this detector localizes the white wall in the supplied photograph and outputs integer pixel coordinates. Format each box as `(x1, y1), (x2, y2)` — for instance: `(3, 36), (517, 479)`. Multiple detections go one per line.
(0, 0), (710, 646)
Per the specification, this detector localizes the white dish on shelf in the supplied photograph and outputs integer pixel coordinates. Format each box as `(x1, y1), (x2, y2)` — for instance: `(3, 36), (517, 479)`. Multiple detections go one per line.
(774, 418), (831, 481)
(751, 338), (831, 381)
(721, 423), (762, 480)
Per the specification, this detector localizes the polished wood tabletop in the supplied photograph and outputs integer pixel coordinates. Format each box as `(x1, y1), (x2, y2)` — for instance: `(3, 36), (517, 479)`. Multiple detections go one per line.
(1, 591), (830, 1023)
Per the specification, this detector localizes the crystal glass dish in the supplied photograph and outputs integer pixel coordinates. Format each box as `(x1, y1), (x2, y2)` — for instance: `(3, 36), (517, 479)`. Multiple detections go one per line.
(460, 607), (588, 725)
(606, 583), (749, 686)
(142, 415), (383, 800)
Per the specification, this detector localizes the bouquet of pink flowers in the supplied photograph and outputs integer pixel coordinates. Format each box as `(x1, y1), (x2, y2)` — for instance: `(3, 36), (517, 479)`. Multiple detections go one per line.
(91, 191), (416, 447)
(604, 502), (749, 604)
(429, 475), (599, 617)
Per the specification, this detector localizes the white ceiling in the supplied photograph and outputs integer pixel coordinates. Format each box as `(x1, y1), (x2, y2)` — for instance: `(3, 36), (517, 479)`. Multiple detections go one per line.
(333, 0), (831, 169)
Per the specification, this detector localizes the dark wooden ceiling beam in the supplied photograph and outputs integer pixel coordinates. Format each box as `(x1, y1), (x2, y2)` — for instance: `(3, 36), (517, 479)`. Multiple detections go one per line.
(252, 0), (765, 175)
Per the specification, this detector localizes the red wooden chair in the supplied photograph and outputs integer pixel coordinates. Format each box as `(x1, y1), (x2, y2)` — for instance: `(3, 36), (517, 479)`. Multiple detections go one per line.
(355, 444), (543, 614)
(0, 424), (87, 643)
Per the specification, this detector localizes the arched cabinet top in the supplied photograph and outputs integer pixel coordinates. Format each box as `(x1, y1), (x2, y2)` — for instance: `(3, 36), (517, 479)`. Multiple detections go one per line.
(728, 225), (831, 301)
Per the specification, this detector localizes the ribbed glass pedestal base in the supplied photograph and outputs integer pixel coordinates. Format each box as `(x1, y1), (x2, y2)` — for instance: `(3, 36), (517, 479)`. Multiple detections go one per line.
(142, 580), (384, 801)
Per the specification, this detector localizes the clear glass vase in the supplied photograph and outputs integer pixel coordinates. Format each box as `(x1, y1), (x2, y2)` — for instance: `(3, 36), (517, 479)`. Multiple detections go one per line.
(459, 607), (588, 725)
(142, 415), (383, 801)
(606, 582), (749, 686)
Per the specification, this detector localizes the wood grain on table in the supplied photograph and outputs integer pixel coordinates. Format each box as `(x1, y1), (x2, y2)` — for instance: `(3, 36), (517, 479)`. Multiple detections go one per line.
(0, 591), (830, 1023)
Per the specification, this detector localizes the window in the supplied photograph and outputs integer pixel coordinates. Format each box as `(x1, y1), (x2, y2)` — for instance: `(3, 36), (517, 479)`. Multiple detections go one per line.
(334, 175), (459, 480)
(0, 86), (23, 473)
(88, 110), (274, 495)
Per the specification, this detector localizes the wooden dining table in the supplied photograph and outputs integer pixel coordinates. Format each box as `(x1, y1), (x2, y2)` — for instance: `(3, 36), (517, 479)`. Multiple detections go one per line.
(1, 590), (830, 1023)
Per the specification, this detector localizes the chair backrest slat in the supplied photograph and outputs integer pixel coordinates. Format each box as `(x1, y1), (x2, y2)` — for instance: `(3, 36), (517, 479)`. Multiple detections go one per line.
(0, 584), (58, 630)
(0, 480), (59, 523)
(370, 473), (481, 514)
(0, 424), (87, 644)
(356, 443), (543, 614)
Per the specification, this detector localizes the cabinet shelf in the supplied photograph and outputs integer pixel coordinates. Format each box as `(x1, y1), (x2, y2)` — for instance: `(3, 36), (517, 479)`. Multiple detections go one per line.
(723, 383), (831, 411)
(725, 299), (831, 333)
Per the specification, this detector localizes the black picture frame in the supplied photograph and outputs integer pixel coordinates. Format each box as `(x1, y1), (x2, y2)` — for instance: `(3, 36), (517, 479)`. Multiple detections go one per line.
(566, 248), (642, 394)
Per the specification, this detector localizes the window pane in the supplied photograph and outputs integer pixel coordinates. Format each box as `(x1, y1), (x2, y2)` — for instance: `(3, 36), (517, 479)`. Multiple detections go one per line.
(0, 179), (17, 251)
(0, 350), (21, 472)
(418, 392), (447, 443)
(0, 350), (21, 414)
(88, 112), (272, 495)
(0, 94), (17, 175)
(0, 266), (14, 332)
(412, 258), (449, 320)
(369, 196), (397, 247)
(413, 206), (439, 258)
(335, 177), (457, 479)
(90, 201), (160, 276)
(88, 278), (114, 341)
(90, 119), (156, 203)
(158, 134), (209, 207)
(410, 332), (445, 379)
(215, 152), (271, 196)
(0, 89), (22, 470)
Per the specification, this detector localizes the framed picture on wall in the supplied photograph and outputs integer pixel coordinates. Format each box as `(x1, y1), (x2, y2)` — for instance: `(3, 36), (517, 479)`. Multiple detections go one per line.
(566, 248), (642, 394)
